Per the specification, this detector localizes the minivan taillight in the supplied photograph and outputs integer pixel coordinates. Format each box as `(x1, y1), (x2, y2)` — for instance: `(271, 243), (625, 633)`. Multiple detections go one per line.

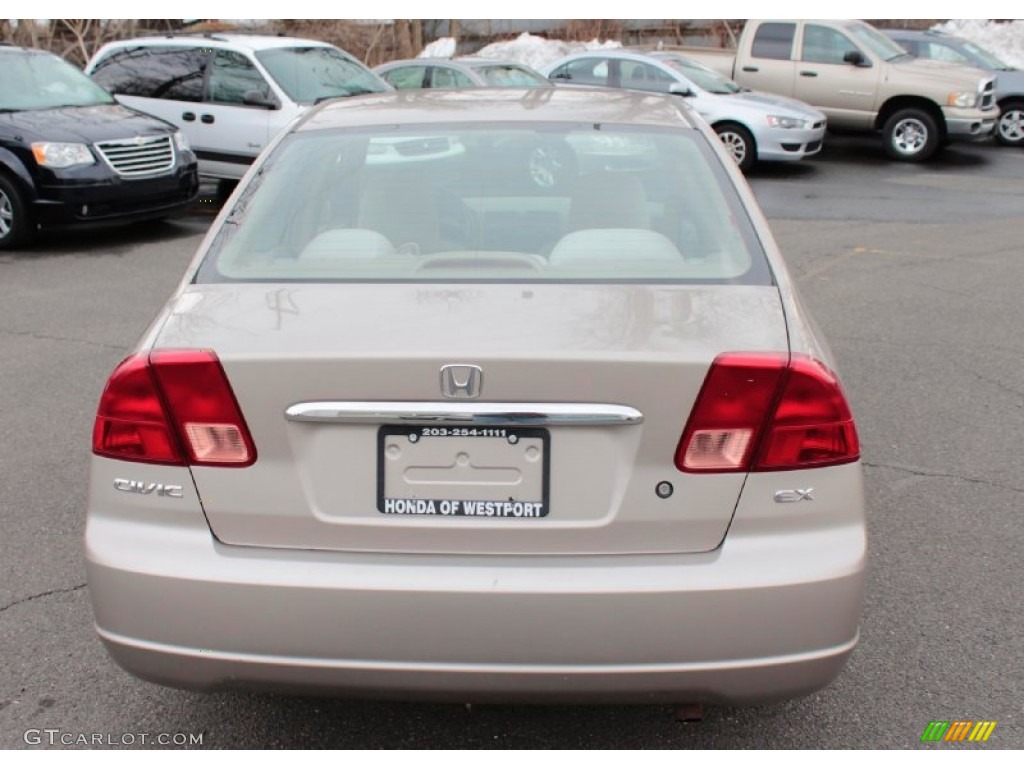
(676, 353), (859, 473)
(92, 350), (256, 467)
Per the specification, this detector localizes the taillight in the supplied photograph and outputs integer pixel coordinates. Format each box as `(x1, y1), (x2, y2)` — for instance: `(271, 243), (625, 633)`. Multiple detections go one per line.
(755, 356), (859, 471)
(92, 355), (184, 465)
(675, 353), (787, 472)
(676, 352), (859, 473)
(92, 349), (256, 467)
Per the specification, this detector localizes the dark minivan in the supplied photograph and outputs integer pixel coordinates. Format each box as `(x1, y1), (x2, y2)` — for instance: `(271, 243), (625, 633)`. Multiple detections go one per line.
(0, 44), (198, 249)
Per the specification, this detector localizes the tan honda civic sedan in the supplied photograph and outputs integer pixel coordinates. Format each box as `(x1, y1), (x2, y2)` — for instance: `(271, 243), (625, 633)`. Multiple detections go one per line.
(86, 87), (866, 705)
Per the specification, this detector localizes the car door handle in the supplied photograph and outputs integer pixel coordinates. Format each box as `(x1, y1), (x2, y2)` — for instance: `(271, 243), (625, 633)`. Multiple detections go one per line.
(200, 114), (215, 124)
(741, 66), (759, 73)
(800, 71), (819, 77)
(182, 112), (196, 122)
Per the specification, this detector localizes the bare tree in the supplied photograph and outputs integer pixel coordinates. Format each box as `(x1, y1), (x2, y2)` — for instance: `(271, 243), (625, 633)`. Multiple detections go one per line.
(411, 20), (423, 55)
(2, 19), (44, 48)
(564, 19), (624, 43)
(55, 19), (97, 66)
(394, 19), (413, 60)
(0, 19), (182, 64)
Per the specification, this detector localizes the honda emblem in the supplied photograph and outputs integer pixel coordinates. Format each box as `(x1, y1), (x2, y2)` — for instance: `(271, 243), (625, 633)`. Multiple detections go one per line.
(439, 364), (483, 399)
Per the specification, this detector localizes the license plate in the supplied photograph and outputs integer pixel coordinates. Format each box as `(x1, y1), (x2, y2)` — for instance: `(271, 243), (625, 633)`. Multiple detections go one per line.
(377, 425), (550, 518)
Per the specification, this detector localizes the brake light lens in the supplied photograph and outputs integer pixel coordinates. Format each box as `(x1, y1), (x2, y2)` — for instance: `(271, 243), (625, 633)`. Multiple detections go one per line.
(92, 355), (184, 465)
(92, 350), (256, 467)
(676, 353), (787, 472)
(756, 356), (859, 471)
(676, 353), (859, 473)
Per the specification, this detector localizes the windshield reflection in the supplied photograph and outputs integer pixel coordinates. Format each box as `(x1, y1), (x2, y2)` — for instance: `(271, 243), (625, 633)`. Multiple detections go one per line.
(255, 47), (388, 103)
(0, 51), (115, 111)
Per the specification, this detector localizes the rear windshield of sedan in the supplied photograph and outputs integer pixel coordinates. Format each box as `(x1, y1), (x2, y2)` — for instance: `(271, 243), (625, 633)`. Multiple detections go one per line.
(473, 65), (550, 88)
(197, 122), (772, 285)
(660, 57), (742, 95)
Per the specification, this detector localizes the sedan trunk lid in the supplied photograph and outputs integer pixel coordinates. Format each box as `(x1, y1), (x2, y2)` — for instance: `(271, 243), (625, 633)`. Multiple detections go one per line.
(154, 280), (787, 556)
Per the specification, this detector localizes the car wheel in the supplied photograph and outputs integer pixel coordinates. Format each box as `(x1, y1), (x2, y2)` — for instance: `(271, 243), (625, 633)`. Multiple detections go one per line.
(995, 100), (1024, 147)
(0, 174), (35, 250)
(882, 108), (939, 162)
(714, 123), (756, 172)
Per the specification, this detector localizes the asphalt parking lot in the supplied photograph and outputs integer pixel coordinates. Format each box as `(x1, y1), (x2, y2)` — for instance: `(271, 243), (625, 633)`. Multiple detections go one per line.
(1, 135), (1022, 749)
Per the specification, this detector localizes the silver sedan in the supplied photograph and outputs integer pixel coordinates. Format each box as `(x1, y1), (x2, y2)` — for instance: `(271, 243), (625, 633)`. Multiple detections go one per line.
(542, 49), (827, 171)
(375, 57), (551, 90)
(86, 88), (865, 705)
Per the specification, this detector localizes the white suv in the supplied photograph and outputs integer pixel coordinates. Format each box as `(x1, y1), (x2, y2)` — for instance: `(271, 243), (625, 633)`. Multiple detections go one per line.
(86, 34), (390, 180)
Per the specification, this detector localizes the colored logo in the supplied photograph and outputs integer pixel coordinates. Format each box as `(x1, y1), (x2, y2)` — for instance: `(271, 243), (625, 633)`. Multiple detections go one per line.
(921, 721), (996, 743)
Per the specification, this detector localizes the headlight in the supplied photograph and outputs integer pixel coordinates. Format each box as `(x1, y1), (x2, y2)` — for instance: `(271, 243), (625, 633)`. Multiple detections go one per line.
(173, 131), (190, 152)
(766, 115), (807, 129)
(31, 142), (95, 169)
(947, 91), (978, 108)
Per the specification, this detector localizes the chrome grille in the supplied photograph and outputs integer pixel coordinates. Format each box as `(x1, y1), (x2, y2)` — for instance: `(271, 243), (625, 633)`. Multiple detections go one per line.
(981, 80), (995, 111)
(96, 136), (175, 177)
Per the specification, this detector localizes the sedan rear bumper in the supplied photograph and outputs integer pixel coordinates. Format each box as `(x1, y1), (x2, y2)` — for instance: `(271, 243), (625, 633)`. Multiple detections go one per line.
(86, 463), (866, 704)
(97, 625), (857, 704)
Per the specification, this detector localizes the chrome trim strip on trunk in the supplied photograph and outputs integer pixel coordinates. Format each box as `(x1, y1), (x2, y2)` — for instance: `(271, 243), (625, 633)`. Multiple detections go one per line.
(285, 402), (644, 426)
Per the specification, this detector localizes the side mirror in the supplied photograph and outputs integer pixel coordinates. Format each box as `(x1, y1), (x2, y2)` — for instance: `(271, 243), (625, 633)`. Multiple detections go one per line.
(843, 50), (868, 67)
(669, 83), (696, 98)
(243, 90), (279, 109)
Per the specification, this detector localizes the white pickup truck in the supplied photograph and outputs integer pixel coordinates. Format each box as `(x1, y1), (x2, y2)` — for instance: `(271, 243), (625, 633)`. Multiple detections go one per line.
(684, 19), (998, 162)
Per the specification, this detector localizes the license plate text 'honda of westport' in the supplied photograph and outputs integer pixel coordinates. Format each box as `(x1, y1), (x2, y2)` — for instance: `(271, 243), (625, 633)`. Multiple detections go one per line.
(86, 88), (865, 705)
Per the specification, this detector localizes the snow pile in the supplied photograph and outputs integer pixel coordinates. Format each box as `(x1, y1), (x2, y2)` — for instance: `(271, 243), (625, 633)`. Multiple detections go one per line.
(931, 19), (1024, 68)
(419, 37), (457, 59)
(418, 32), (621, 71)
(418, 22), (1024, 73)
(474, 32), (621, 70)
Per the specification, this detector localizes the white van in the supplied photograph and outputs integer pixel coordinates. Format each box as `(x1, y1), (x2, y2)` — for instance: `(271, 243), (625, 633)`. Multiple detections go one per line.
(86, 34), (391, 180)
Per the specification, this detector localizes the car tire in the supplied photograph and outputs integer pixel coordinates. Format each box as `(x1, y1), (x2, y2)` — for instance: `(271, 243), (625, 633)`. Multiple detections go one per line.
(0, 173), (35, 250)
(217, 179), (239, 201)
(714, 123), (756, 172)
(882, 108), (939, 162)
(995, 99), (1024, 147)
